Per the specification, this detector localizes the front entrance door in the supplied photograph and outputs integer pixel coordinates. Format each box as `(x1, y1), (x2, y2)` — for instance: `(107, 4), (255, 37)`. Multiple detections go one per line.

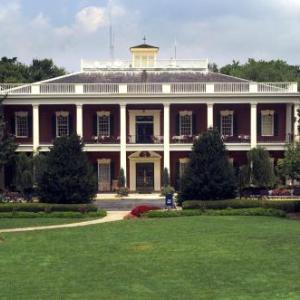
(136, 163), (154, 193)
(136, 116), (154, 143)
(98, 162), (111, 192)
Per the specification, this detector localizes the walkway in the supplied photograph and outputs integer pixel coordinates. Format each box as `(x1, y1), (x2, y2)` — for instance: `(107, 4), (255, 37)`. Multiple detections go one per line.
(94, 199), (165, 211)
(0, 211), (129, 234)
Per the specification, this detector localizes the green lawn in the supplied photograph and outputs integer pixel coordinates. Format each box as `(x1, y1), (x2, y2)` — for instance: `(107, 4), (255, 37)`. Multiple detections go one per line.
(0, 218), (96, 229)
(0, 216), (300, 299)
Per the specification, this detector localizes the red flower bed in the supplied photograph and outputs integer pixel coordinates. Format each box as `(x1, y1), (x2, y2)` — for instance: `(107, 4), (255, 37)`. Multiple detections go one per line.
(130, 205), (160, 217)
(271, 188), (291, 196)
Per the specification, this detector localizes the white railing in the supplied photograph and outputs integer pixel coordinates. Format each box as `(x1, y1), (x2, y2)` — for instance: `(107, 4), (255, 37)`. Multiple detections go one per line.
(214, 82), (250, 93)
(83, 83), (119, 94)
(127, 83), (162, 94)
(171, 82), (206, 93)
(0, 83), (32, 94)
(0, 82), (297, 95)
(40, 84), (75, 94)
(81, 59), (209, 70)
(257, 82), (296, 93)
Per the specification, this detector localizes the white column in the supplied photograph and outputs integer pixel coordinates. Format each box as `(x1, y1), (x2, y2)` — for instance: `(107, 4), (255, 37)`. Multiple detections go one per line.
(250, 103), (257, 148)
(286, 103), (292, 142)
(76, 104), (83, 138)
(294, 104), (300, 142)
(32, 104), (39, 152)
(163, 103), (170, 172)
(120, 103), (127, 186)
(207, 103), (214, 128)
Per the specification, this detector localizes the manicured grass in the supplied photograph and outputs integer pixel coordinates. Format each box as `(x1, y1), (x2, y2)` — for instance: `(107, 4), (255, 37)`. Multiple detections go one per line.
(1, 217), (300, 299)
(0, 218), (97, 229)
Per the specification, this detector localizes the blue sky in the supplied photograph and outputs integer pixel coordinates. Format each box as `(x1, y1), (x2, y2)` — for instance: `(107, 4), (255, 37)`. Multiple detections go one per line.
(0, 0), (300, 71)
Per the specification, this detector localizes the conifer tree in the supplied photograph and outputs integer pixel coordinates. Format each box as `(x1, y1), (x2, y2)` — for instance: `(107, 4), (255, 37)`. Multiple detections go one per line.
(178, 128), (237, 201)
(36, 134), (97, 203)
(0, 96), (17, 182)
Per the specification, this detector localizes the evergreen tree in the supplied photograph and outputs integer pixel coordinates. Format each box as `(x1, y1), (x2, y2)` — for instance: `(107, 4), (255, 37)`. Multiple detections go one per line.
(178, 128), (237, 201)
(117, 168), (128, 196)
(163, 168), (170, 187)
(118, 168), (126, 188)
(15, 153), (34, 200)
(245, 147), (275, 188)
(0, 96), (17, 179)
(36, 134), (97, 203)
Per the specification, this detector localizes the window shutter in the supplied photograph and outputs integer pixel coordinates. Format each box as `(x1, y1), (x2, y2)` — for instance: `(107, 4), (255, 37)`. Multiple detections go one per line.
(93, 163), (98, 177)
(274, 112), (279, 136)
(257, 112), (261, 137)
(93, 114), (98, 136)
(110, 161), (115, 182)
(233, 114), (237, 136)
(110, 114), (114, 136)
(52, 114), (57, 138)
(69, 114), (73, 135)
(216, 113), (221, 133)
(192, 113), (196, 135)
(175, 113), (180, 135)
(11, 116), (15, 136)
(28, 114), (32, 138)
(175, 161), (180, 191)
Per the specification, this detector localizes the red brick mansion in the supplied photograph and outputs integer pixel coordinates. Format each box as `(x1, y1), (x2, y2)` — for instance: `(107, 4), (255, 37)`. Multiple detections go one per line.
(1, 43), (299, 193)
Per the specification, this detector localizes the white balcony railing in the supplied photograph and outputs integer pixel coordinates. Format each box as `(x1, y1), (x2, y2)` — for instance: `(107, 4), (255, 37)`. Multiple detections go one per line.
(0, 82), (298, 95)
(81, 59), (209, 70)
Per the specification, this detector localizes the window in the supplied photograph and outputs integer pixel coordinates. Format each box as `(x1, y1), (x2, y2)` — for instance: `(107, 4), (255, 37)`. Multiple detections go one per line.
(220, 110), (233, 136)
(56, 111), (69, 137)
(179, 158), (190, 179)
(15, 112), (29, 137)
(97, 111), (110, 136)
(179, 111), (193, 136)
(261, 110), (274, 136)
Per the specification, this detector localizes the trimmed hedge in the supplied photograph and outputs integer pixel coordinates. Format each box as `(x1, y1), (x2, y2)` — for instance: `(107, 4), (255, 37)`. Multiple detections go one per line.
(144, 208), (286, 218)
(0, 203), (98, 213)
(0, 210), (106, 219)
(182, 199), (300, 213)
(182, 199), (260, 210)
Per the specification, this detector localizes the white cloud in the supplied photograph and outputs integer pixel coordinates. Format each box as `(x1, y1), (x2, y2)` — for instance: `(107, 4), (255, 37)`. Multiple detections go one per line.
(0, 1), (20, 21)
(75, 6), (107, 33)
(31, 12), (49, 28)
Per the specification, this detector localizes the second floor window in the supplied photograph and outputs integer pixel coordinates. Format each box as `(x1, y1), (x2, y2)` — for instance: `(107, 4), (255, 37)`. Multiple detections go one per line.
(261, 110), (274, 136)
(220, 111), (234, 136)
(97, 112), (110, 136)
(15, 112), (28, 138)
(56, 112), (69, 137)
(179, 111), (193, 136)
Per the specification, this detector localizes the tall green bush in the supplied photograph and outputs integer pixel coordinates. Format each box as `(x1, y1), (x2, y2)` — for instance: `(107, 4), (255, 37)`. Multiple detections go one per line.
(15, 153), (34, 200)
(277, 143), (300, 183)
(36, 134), (97, 204)
(178, 128), (237, 201)
(244, 147), (276, 188)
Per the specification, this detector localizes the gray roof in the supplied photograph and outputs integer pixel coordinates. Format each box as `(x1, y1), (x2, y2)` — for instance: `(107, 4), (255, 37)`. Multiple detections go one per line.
(50, 71), (248, 84)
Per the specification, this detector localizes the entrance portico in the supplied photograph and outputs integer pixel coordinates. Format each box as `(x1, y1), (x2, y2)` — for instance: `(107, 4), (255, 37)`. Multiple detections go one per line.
(129, 151), (162, 192)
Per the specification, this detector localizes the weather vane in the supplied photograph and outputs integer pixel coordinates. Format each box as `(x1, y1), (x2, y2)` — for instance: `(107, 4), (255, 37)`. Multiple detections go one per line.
(143, 36), (146, 44)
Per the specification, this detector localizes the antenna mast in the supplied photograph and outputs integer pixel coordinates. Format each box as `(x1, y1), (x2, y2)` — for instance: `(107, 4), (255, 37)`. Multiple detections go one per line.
(174, 38), (177, 60)
(109, 5), (114, 62)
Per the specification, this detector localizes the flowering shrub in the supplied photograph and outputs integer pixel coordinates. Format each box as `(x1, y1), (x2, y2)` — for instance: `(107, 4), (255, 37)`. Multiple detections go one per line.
(271, 188), (291, 196)
(130, 205), (160, 217)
